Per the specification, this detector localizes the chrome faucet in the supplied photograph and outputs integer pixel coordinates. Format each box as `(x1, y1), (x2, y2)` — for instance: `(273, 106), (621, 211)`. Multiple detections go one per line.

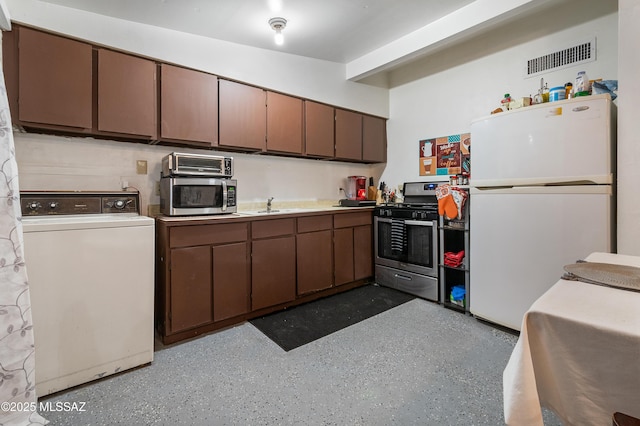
(266, 197), (274, 213)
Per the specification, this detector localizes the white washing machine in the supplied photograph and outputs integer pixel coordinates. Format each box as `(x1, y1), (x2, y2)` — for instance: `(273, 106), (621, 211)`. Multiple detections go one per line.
(20, 191), (155, 397)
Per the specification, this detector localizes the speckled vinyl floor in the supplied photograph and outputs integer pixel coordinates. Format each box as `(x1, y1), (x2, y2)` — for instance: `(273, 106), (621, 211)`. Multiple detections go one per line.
(39, 298), (562, 425)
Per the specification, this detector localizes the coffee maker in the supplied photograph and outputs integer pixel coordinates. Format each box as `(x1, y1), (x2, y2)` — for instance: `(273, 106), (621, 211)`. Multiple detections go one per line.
(346, 176), (367, 200)
(339, 176), (375, 207)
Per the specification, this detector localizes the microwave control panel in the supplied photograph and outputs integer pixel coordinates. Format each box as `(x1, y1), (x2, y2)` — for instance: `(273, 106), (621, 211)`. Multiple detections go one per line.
(227, 185), (237, 207)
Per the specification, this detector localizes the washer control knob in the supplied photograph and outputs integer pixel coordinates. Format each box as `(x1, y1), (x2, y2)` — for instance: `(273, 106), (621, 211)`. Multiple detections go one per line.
(113, 199), (132, 210)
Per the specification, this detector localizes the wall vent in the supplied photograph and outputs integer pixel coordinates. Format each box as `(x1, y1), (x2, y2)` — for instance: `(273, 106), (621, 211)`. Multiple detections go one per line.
(525, 38), (596, 78)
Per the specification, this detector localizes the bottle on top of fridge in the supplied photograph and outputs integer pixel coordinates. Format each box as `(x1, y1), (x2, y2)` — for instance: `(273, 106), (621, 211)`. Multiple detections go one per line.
(575, 71), (590, 95)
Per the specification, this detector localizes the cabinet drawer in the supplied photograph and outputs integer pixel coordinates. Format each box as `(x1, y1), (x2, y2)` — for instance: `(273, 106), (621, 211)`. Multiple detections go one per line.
(252, 218), (295, 239)
(297, 215), (332, 233)
(170, 222), (248, 248)
(333, 211), (372, 228)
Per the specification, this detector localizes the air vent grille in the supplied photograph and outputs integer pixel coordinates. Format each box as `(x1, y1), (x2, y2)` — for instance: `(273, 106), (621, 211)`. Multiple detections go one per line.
(526, 38), (596, 78)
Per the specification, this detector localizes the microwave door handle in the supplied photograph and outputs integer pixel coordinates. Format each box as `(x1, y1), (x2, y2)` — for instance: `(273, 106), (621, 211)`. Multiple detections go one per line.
(221, 180), (227, 212)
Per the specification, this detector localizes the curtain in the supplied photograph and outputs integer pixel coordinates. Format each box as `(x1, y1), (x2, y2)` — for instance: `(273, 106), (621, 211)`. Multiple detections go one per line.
(0, 63), (47, 424)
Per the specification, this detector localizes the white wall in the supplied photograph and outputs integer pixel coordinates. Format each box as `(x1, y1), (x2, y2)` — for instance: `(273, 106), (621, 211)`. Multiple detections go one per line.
(617, 0), (640, 256)
(13, 133), (374, 214)
(4, 0), (387, 214)
(382, 1), (618, 190)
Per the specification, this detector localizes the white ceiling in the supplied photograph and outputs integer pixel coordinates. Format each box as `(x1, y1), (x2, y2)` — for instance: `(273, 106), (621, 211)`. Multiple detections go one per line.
(36, 0), (476, 63)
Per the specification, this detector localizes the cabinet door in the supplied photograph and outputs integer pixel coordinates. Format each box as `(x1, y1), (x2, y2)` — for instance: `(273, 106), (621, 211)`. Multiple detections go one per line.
(362, 115), (387, 163)
(97, 49), (157, 138)
(252, 236), (296, 310)
(18, 27), (92, 129)
(335, 109), (362, 161)
(267, 91), (303, 154)
(160, 64), (218, 146)
(354, 225), (373, 280)
(305, 101), (334, 158)
(219, 79), (266, 151)
(334, 228), (355, 285)
(297, 230), (333, 295)
(169, 246), (213, 334)
(213, 242), (250, 321)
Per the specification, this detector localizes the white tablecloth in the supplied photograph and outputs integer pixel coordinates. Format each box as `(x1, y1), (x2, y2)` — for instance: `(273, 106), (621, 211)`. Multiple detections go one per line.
(503, 252), (640, 426)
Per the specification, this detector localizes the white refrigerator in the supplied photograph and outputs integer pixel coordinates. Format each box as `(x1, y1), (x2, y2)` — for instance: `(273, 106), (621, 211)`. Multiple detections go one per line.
(469, 94), (616, 331)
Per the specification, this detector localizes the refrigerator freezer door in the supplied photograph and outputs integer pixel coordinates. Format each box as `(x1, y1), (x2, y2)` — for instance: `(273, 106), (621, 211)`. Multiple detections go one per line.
(469, 185), (614, 331)
(470, 94), (614, 187)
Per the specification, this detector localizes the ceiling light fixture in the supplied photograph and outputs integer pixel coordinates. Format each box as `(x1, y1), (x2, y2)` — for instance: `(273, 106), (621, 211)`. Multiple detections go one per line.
(268, 17), (287, 46)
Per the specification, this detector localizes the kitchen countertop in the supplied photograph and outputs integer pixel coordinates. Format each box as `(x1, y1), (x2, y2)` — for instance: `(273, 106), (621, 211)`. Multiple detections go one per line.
(155, 204), (375, 223)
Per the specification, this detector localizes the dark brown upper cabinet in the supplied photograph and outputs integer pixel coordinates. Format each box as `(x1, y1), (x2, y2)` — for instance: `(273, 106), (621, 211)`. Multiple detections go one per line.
(13, 26), (93, 131)
(97, 48), (157, 139)
(304, 101), (334, 158)
(266, 91), (303, 154)
(4, 24), (387, 163)
(159, 64), (218, 147)
(362, 115), (387, 163)
(335, 108), (363, 161)
(218, 79), (266, 151)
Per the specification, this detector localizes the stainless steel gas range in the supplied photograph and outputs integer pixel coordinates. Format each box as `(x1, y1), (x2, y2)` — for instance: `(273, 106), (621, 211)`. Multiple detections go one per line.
(373, 182), (440, 301)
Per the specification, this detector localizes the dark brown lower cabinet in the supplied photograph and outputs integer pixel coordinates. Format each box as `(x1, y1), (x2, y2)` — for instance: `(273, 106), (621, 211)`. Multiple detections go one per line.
(333, 212), (374, 286)
(156, 211), (373, 344)
(354, 225), (373, 280)
(213, 242), (250, 322)
(169, 246), (213, 334)
(297, 230), (333, 294)
(297, 215), (333, 294)
(334, 228), (355, 286)
(251, 236), (296, 310)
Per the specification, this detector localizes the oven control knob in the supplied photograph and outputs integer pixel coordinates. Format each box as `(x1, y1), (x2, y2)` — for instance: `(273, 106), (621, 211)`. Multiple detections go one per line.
(48, 201), (59, 210)
(27, 202), (41, 211)
(411, 211), (418, 219)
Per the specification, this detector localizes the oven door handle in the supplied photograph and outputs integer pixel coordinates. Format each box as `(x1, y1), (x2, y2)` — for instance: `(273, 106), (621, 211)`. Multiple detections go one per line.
(221, 180), (228, 212)
(375, 218), (435, 227)
(404, 219), (435, 227)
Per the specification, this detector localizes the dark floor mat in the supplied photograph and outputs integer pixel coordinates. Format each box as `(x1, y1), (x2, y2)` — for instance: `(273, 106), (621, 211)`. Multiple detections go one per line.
(250, 284), (415, 351)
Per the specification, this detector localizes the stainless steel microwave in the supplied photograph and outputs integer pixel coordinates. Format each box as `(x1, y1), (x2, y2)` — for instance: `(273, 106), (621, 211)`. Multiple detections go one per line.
(160, 177), (237, 216)
(162, 152), (233, 178)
